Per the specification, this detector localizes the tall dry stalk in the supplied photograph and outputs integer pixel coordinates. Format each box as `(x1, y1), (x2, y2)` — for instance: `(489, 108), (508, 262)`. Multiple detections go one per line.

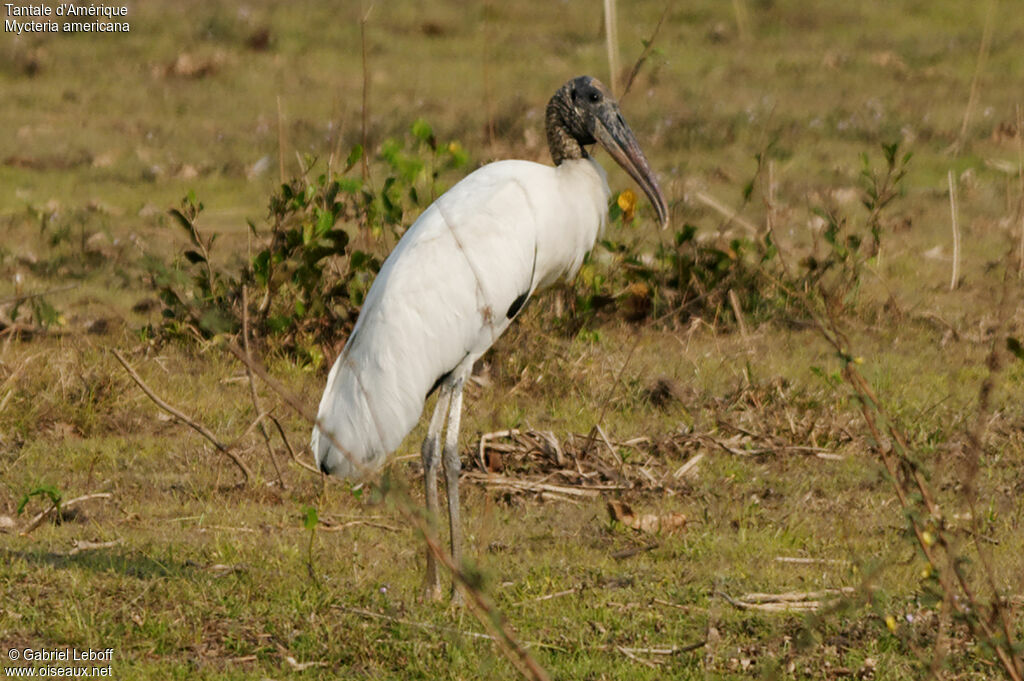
(620, 6), (669, 101)
(603, 0), (620, 96)
(1017, 103), (1023, 276)
(732, 0), (749, 42)
(359, 3), (373, 182)
(753, 239), (1024, 679)
(949, 0), (996, 155)
(276, 95), (286, 185)
(948, 170), (961, 290)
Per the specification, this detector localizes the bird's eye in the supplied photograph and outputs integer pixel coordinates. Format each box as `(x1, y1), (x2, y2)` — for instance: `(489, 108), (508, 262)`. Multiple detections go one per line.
(570, 89), (578, 102)
(589, 91), (600, 103)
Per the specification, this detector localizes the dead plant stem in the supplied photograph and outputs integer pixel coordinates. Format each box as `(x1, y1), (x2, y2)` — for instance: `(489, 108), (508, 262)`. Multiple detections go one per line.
(242, 286), (285, 488)
(112, 349), (253, 484)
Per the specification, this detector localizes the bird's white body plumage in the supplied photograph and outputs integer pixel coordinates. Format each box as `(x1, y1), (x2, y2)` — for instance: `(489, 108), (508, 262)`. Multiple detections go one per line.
(312, 157), (610, 477)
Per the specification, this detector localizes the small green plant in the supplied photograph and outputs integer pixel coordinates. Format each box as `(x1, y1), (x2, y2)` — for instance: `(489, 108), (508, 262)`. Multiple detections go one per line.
(150, 122), (469, 362)
(301, 504), (319, 581)
(860, 141), (912, 255)
(17, 483), (63, 517)
(7, 291), (62, 329)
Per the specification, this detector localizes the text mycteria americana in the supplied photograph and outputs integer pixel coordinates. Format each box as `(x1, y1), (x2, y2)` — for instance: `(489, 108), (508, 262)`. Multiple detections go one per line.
(312, 75), (668, 601)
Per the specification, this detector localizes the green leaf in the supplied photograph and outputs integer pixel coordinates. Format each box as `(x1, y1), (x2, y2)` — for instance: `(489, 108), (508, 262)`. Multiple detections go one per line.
(252, 250), (271, 284)
(742, 179), (755, 202)
(266, 314), (291, 334)
(167, 208), (201, 248)
(338, 177), (362, 193)
(198, 308), (237, 335)
(411, 118), (434, 146)
(302, 505), (319, 531)
(314, 208), (333, 238)
(345, 144), (363, 172)
(675, 224), (698, 245)
(17, 484), (62, 515)
(349, 250), (371, 270)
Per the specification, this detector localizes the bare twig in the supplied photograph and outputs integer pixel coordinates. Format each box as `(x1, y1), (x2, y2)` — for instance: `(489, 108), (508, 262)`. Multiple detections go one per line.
(672, 452), (703, 480)
(584, 334), (641, 458)
(276, 95), (286, 185)
(462, 472), (605, 498)
(337, 606), (566, 652)
(269, 414), (324, 477)
(715, 589), (851, 613)
(1017, 103), (1024, 276)
(728, 289), (749, 339)
(0, 284), (78, 307)
(774, 556), (851, 566)
(602, 0), (620, 96)
(512, 586), (581, 607)
(694, 190), (759, 236)
(242, 286), (285, 488)
(620, 6), (669, 99)
(948, 170), (961, 290)
(614, 645), (661, 668)
(737, 588), (854, 603)
(949, 0), (996, 155)
(66, 538), (123, 556)
(21, 493), (113, 536)
(731, 0), (749, 41)
(359, 3), (373, 182)
(112, 350), (252, 484)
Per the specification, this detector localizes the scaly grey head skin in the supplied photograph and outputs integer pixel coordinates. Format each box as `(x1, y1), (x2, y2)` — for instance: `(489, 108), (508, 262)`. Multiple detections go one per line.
(545, 75), (670, 228)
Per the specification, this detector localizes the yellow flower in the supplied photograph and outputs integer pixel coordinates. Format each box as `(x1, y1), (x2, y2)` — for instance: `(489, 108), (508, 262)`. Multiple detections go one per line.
(617, 189), (636, 223)
(885, 615), (897, 632)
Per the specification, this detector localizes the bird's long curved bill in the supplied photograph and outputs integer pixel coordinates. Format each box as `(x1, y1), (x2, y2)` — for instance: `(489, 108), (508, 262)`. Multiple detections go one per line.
(594, 107), (669, 229)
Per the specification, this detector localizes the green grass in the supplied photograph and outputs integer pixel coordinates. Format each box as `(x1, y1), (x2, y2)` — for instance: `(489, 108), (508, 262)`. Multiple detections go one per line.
(2, 0), (1024, 678)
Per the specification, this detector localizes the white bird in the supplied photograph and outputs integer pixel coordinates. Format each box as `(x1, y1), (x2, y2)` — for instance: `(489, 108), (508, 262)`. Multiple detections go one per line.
(312, 75), (668, 600)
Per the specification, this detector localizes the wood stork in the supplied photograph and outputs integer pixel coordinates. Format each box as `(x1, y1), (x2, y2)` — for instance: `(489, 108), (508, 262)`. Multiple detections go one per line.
(312, 75), (668, 600)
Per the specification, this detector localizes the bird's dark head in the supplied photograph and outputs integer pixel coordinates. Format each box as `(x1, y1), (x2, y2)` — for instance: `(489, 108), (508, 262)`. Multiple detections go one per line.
(546, 75), (669, 228)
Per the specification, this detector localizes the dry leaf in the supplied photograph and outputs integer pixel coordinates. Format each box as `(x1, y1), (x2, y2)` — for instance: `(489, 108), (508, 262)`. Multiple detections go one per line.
(607, 500), (686, 534)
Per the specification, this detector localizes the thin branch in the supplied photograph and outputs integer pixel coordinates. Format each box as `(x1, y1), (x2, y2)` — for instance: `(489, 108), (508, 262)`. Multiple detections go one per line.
(948, 170), (961, 290)
(602, 0), (620, 96)
(1017, 103), (1024, 276)
(620, 5), (669, 99)
(694, 190), (760, 236)
(948, 0), (996, 155)
(242, 286), (285, 488)
(336, 605), (566, 652)
(269, 414), (324, 477)
(0, 284), (78, 307)
(276, 95), (286, 185)
(21, 493), (113, 536)
(359, 3), (374, 182)
(112, 349), (252, 484)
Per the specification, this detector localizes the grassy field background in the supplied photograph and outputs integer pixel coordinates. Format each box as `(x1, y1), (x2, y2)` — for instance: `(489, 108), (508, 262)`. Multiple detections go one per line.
(1, 1), (1023, 679)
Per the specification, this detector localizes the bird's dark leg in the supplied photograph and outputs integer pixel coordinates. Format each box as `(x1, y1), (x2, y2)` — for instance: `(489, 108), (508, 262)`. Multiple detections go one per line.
(442, 376), (465, 605)
(421, 385), (451, 601)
